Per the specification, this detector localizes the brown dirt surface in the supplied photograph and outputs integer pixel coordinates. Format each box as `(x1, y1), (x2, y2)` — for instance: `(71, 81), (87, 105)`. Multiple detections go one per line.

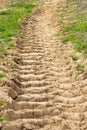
(0, 0), (8, 9)
(0, 0), (18, 9)
(0, 0), (87, 129)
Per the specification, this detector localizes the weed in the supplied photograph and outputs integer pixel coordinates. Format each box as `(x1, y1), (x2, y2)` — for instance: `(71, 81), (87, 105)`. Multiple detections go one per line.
(9, 2), (36, 10)
(0, 100), (3, 107)
(0, 10), (11, 15)
(5, 106), (10, 110)
(0, 115), (9, 122)
(76, 64), (84, 74)
(0, 57), (6, 62)
(10, 64), (15, 70)
(0, 44), (7, 55)
(8, 42), (15, 49)
(0, 99), (9, 122)
(70, 54), (78, 61)
(0, 72), (6, 79)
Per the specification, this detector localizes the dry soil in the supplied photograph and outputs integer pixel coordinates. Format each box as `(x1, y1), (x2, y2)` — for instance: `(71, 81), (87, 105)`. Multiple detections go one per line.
(1, 0), (87, 129)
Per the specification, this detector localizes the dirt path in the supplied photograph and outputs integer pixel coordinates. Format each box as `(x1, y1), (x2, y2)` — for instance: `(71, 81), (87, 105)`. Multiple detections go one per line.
(1, 0), (87, 129)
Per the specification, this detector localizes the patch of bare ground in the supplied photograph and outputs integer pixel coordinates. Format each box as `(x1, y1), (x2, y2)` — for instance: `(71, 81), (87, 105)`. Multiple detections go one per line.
(0, 0), (9, 9)
(0, 0), (87, 129)
(0, 0), (18, 9)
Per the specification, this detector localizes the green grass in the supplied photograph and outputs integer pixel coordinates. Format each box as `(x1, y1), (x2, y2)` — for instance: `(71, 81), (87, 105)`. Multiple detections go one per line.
(0, 8), (34, 43)
(0, 0), (38, 55)
(58, 2), (87, 53)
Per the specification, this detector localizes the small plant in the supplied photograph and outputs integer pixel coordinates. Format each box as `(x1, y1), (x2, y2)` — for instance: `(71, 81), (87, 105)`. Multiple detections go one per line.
(0, 100), (3, 107)
(0, 44), (7, 55)
(8, 42), (15, 49)
(70, 54), (78, 61)
(0, 57), (6, 62)
(0, 10), (11, 15)
(9, 2), (36, 10)
(76, 64), (84, 74)
(5, 105), (10, 110)
(0, 72), (6, 79)
(9, 64), (15, 70)
(0, 115), (9, 122)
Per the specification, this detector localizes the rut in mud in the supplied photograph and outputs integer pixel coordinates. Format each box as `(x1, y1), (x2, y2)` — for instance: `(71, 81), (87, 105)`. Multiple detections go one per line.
(1, 0), (87, 129)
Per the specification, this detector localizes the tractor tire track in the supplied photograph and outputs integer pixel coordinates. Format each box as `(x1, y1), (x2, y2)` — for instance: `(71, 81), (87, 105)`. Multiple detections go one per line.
(1, 0), (87, 130)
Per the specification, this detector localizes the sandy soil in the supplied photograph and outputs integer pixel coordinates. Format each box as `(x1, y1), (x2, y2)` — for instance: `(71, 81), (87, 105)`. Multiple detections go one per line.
(0, 0), (87, 129)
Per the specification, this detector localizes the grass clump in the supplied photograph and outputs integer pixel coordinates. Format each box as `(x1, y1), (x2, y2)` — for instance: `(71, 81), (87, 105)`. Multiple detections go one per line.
(0, 100), (3, 107)
(76, 64), (84, 74)
(0, 115), (9, 122)
(9, 2), (36, 10)
(0, 72), (6, 79)
(70, 54), (78, 61)
(0, 100), (9, 122)
(0, 44), (7, 55)
(8, 42), (15, 49)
